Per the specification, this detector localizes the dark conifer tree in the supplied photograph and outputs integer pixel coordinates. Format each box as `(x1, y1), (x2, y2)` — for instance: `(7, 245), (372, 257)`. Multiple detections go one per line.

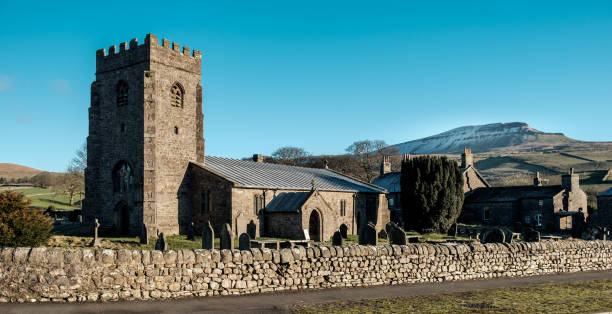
(400, 156), (464, 233)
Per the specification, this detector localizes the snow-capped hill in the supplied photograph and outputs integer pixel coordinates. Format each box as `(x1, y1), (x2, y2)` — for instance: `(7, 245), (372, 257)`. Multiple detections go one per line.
(391, 122), (577, 154)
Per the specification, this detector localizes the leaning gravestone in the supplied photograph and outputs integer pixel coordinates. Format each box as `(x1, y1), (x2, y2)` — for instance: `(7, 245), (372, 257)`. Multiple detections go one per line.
(359, 223), (378, 246)
(187, 222), (195, 241)
(202, 221), (214, 249)
(247, 220), (257, 239)
(140, 224), (148, 245)
(388, 224), (407, 245)
(220, 223), (234, 250)
(332, 230), (343, 246)
(482, 228), (505, 244)
(239, 233), (251, 250)
(89, 218), (101, 247)
(155, 232), (168, 251)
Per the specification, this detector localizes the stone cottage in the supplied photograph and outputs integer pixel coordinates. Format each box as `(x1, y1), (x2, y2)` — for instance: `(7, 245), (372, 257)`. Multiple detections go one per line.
(372, 148), (489, 224)
(190, 155), (390, 242)
(461, 169), (588, 231)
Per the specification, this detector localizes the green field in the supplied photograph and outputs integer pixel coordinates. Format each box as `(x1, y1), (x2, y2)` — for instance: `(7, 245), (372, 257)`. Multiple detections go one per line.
(292, 280), (612, 314)
(0, 186), (83, 210)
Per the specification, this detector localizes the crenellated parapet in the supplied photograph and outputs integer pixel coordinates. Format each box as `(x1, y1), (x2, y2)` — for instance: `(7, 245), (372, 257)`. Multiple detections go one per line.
(96, 34), (202, 74)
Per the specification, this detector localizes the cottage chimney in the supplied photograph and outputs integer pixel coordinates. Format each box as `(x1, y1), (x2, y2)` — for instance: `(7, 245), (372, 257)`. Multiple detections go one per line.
(461, 147), (473, 168)
(252, 154), (264, 163)
(380, 156), (392, 175)
(534, 172), (543, 186)
(562, 168), (579, 191)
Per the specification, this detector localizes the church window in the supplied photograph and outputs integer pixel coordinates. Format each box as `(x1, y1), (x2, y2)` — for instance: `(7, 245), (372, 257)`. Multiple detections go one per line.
(340, 200), (347, 216)
(112, 161), (133, 193)
(170, 83), (184, 108)
(253, 194), (264, 215)
(116, 80), (129, 107)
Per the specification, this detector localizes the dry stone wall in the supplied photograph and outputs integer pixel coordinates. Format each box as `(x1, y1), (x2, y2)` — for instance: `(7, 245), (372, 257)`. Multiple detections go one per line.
(1, 241), (611, 303)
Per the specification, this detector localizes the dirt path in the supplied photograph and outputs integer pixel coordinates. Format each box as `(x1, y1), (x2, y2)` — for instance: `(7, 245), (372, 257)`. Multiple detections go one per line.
(2, 270), (611, 314)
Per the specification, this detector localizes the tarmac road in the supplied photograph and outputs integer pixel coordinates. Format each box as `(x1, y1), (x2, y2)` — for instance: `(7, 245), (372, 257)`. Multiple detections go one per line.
(1, 270), (611, 314)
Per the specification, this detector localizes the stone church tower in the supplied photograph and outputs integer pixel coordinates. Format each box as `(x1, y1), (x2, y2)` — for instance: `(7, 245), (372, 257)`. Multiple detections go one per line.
(84, 34), (204, 236)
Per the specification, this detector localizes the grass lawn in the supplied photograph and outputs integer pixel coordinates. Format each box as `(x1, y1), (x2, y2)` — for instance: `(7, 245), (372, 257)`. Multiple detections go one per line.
(0, 186), (84, 210)
(292, 280), (612, 314)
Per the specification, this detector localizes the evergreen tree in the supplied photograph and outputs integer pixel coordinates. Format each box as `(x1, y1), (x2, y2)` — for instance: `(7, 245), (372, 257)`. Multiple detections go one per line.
(400, 156), (464, 233)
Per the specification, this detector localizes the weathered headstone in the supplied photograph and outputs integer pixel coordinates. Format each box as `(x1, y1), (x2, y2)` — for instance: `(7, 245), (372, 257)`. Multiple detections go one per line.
(89, 218), (101, 247)
(447, 223), (458, 237)
(235, 213), (248, 237)
(388, 224), (407, 245)
(155, 232), (168, 251)
(220, 223), (234, 250)
(247, 220), (257, 239)
(140, 224), (148, 245)
(202, 221), (214, 249)
(339, 224), (348, 239)
(332, 230), (343, 246)
(482, 228), (505, 244)
(239, 233), (251, 250)
(358, 223), (377, 245)
(187, 222), (195, 241)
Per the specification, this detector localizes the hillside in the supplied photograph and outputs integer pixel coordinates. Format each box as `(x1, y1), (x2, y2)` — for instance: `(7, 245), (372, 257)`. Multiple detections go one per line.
(0, 163), (43, 181)
(390, 122), (598, 154)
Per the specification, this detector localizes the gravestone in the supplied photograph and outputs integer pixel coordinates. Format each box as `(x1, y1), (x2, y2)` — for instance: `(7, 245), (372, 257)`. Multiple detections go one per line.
(235, 213), (248, 237)
(358, 223), (377, 246)
(523, 228), (540, 242)
(332, 230), (343, 246)
(388, 224), (407, 245)
(339, 224), (348, 239)
(139, 224), (148, 245)
(187, 222), (195, 241)
(78, 215), (83, 224)
(447, 223), (458, 237)
(220, 223), (234, 250)
(155, 232), (168, 251)
(239, 233), (251, 250)
(202, 221), (214, 249)
(482, 228), (505, 244)
(89, 218), (101, 247)
(247, 220), (257, 239)
(378, 229), (388, 239)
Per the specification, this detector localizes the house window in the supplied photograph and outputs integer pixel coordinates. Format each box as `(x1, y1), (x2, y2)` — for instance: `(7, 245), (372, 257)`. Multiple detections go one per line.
(116, 80), (129, 107)
(483, 207), (490, 221)
(254, 194), (264, 215)
(535, 214), (542, 227)
(170, 83), (184, 108)
(340, 200), (347, 217)
(201, 191), (210, 213)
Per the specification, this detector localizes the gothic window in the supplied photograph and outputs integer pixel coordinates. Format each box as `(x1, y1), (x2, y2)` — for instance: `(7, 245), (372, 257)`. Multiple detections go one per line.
(170, 83), (184, 108)
(253, 194), (264, 215)
(112, 161), (134, 193)
(340, 200), (347, 217)
(116, 80), (129, 107)
(201, 191), (210, 213)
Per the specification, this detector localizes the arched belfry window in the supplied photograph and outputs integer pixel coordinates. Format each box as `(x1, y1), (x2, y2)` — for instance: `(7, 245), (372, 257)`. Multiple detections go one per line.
(116, 80), (129, 107)
(112, 161), (134, 193)
(170, 83), (184, 108)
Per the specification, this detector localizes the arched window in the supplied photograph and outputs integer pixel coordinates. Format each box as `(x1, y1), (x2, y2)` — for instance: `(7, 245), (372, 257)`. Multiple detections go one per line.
(112, 161), (134, 193)
(116, 80), (129, 107)
(170, 83), (184, 108)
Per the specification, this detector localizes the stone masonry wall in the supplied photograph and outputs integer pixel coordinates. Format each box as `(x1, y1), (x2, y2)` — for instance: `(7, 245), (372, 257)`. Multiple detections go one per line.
(1, 241), (611, 303)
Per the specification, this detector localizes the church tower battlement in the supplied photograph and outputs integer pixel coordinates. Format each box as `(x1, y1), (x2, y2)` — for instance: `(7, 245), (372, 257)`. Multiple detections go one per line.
(84, 34), (204, 236)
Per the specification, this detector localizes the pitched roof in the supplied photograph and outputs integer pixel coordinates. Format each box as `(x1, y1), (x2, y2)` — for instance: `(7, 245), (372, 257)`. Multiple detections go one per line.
(196, 156), (386, 193)
(465, 186), (564, 203)
(462, 165), (491, 188)
(600, 188), (612, 197)
(372, 172), (401, 193)
(265, 191), (312, 213)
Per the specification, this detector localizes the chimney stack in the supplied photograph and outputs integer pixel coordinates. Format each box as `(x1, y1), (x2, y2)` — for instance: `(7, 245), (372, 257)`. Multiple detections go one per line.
(380, 156), (392, 175)
(461, 147), (473, 168)
(562, 168), (579, 191)
(252, 154), (264, 163)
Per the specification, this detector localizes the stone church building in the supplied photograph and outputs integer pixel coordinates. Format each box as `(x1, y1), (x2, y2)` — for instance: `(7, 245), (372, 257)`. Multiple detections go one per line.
(83, 34), (389, 240)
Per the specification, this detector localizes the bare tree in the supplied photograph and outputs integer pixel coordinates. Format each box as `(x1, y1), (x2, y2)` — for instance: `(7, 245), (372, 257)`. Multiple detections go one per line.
(346, 140), (398, 182)
(271, 147), (310, 165)
(60, 141), (86, 206)
(67, 142), (87, 175)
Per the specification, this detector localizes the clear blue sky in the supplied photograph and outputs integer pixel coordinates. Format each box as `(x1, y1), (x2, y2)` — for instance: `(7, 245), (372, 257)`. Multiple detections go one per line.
(1, 1), (611, 172)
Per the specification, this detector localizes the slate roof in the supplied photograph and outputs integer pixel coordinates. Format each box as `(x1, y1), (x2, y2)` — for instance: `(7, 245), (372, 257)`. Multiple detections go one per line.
(265, 192), (312, 213)
(372, 172), (401, 193)
(465, 186), (565, 203)
(600, 188), (612, 197)
(197, 156), (386, 193)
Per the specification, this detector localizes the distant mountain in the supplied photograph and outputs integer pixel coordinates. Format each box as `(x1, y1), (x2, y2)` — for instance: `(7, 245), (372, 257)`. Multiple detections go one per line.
(0, 163), (44, 180)
(390, 122), (586, 154)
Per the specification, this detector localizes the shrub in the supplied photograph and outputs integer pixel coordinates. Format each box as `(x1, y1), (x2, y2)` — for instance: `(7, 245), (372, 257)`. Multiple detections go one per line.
(0, 190), (53, 247)
(400, 156), (464, 233)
